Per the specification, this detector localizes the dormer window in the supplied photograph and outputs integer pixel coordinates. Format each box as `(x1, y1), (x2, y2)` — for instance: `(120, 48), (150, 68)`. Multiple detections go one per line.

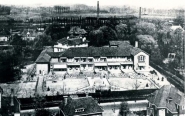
(75, 108), (85, 113)
(167, 97), (173, 103)
(182, 106), (185, 110)
(138, 55), (145, 62)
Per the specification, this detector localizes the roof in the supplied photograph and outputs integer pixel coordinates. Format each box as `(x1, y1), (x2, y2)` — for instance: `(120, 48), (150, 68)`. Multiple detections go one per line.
(131, 47), (148, 55)
(60, 46), (147, 57)
(60, 96), (103, 116)
(61, 46), (133, 57)
(109, 41), (131, 47)
(170, 25), (184, 31)
(21, 29), (37, 37)
(35, 47), (62, 63)
(35, 49), (51, 63)
(57, 37), (89, 46)
(68, 26), (87, 35)
(148, 85), (185, 114)
(0, 29), (10, 36)
(35, 45), (147, 63)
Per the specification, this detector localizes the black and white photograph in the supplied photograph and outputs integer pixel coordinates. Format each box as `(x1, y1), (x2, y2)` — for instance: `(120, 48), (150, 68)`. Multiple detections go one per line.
(0, 0), (185, 116)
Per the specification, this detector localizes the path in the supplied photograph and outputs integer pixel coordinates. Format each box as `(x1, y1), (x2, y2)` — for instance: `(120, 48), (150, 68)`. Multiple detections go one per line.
(36, 76), (44, 96)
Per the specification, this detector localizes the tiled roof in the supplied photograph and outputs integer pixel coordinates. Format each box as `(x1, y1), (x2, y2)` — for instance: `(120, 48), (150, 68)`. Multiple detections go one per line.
(109, 41), (131, 47)
(57, 37), (89, 46)
(60, 46), (133, 57)
(35, 45), (146, 63)
(21, 29), (37, 37)
(68, 26), (87, 35)
(60, 97), (103, 116)
(35, 49), (51, 63)
(131, 47), (147, 55)
(170, 25), (184, 31)
(148, 85), (185, 114)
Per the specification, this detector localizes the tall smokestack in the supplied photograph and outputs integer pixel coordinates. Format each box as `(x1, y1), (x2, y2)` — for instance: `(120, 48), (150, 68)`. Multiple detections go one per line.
(97, 1), (99, 20)
(139, 7), (141, 19)
(10, 89), (14, 106)
(0, 87), (3, 109)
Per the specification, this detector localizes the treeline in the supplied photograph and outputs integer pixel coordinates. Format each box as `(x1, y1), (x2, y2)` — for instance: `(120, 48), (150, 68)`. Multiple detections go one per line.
(0, 5), (11, 15)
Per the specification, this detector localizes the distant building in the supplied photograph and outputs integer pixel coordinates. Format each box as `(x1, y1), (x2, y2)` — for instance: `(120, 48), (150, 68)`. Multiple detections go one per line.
(109, 41), (131, 47)
(147, 85), (185, 116)
(60, 96), (103, 116)
(21, 29), (39, 41)
(170, 25), (184, 32)
(0, 29), (10, 42)
(53, 6), (70, 13)
(0, 88), (102, 116)
(54, 26), (88, 52)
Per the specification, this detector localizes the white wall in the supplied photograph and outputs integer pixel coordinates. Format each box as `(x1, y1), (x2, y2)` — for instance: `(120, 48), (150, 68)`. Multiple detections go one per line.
(158, 109), (165, 116)
(134, 52), (149, 72)
(14, 113), (20, 116)
(0, 36), (8, 41)
(36, 64), (48, 75)
(54, 43), (88, 52)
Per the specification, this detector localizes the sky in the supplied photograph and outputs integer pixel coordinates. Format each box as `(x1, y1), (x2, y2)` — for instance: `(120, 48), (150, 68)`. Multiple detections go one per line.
(1, 0), (185, 9)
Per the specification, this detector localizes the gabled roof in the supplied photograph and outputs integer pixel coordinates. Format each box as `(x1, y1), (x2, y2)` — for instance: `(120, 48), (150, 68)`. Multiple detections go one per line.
(68, 26), (87, 35)
(148, 85), (185, 114)
(35, 49), (51, 63)
(109, 41), (131, 47)
(60, 46), (133, 57)
(60, 97), (103, 116)
(21, 29), (37, 37)
(131, 47), (148, 56)
(57, 37), (89, 46)
(170, 25), (184, 31)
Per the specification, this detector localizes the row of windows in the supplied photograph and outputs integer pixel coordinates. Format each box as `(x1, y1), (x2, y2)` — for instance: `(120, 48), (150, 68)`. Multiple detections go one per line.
(138, 55), (145, 62)
(53, 57), (134, 63)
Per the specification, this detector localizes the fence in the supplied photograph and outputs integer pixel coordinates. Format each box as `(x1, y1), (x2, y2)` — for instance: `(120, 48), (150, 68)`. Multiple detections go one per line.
(150, 61), (184, 92)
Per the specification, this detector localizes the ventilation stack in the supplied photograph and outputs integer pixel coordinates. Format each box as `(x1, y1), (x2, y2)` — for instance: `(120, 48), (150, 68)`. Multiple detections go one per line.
(139, 7), (141, 19)
(97, 1), (99, 20)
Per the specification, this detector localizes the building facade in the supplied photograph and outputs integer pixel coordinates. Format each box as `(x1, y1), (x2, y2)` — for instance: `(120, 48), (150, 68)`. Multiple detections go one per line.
(54, 26), (88, 52)
(147, 85), (185, 116)
(36, 44), (150, 75)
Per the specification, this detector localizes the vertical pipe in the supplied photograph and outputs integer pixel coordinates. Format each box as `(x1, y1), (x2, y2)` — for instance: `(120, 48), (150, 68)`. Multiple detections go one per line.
(97, 1), (99, 20)
(139, 7), (141, 19)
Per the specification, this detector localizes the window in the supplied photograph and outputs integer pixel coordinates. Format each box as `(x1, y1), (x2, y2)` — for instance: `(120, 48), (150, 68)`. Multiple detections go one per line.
(138, 55), (145, 62)
(182, 106), (185, 110)
(88, 59), (93, 62)
(75, 108), (85, 113)
(81, 58), (86, 62)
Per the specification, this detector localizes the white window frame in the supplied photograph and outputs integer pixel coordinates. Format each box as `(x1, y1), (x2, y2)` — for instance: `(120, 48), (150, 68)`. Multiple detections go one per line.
(138, 55), (145, 62)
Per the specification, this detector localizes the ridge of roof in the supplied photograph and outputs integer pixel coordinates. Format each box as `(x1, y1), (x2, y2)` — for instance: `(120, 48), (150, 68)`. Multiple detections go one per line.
(148, 85), (185, 114)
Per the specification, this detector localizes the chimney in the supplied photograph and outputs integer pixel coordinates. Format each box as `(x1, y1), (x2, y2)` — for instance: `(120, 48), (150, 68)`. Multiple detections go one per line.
(85, 92), (88, 97)
(63, 96), (68, 106)
(135, 41), (138, 48)
(82, 37), (86, 42)
(10, 89), (14, 106)
(97, 1), (99, 20)
(67, 36), (69, 40)
(139, 7), (141, 19)
(0, 87), (3, 109)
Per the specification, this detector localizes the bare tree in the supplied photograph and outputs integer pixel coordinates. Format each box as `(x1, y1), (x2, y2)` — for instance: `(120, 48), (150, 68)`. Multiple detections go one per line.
(132, 79), (140, 90)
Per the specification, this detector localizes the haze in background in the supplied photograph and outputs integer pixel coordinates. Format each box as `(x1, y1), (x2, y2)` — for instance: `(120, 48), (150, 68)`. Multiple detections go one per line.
(2, 0), (185, 9)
